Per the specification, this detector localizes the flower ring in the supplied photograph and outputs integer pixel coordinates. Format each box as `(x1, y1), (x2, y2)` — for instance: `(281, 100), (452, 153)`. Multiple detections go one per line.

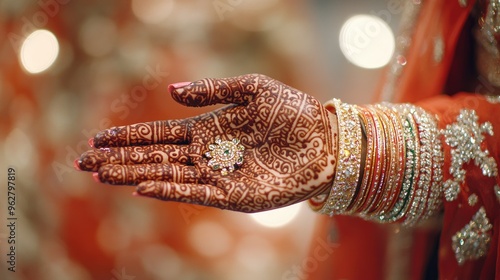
(205, 136), (245, 175)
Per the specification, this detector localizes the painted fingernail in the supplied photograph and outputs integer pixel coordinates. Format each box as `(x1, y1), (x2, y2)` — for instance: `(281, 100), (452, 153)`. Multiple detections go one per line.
(92, 172), (101, 183)
(88, 138), (94, 148)
(73, 159), (82, 171)
(168, 81), (191, 93)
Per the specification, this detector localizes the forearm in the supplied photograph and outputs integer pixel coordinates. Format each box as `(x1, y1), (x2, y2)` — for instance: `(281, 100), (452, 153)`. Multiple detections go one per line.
(310, 93), (500, 227)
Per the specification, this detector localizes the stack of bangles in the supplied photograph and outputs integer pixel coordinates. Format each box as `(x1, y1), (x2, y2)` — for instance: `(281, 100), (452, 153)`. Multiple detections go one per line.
(309, 99), (444, 227)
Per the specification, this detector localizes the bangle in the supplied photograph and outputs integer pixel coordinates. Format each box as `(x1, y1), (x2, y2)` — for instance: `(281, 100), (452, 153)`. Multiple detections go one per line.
(308, 100), (443, 226)
(359, 106), (387, 214)
(373, 104), (405, 216)
(317, 99), (363, 215)
(402, 105), (440, 226)
(347, 105), (375, 213)
(368, 104), (418, 223)
(366, 105), (394, 214)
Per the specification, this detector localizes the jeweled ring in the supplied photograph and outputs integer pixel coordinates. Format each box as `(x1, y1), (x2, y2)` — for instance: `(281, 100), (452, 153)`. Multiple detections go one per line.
(205, 136), (245, 175)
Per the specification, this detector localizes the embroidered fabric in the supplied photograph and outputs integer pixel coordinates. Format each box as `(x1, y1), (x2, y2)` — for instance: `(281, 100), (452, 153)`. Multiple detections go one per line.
(452, 207), (493, 265)
(440, 107), (497, 265)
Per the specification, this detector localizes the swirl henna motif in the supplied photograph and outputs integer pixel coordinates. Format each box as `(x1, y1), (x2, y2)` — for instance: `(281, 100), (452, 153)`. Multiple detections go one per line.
(76, 74), (338, 213)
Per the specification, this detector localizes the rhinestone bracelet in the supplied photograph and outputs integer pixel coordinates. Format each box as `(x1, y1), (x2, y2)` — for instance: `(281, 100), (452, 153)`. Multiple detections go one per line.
(317, 99), (363, 215)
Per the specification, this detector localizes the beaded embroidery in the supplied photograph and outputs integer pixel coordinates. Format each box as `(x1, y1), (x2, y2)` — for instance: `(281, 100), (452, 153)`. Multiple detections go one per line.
(495, 185), (500, 203)
(441, 110), (498, 202)
(485, 95), (500, 104)
(433, 35), (445, 63)
(451, 207), (493, 265)
(441, 109), (498, 265)
(479, 0), (500, 56)
(467, 194), (478, 206)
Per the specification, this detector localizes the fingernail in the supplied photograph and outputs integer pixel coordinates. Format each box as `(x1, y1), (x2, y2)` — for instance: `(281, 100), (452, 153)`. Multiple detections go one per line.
(136, 185), (154, 198)
(88, 138), (94, 148)
(92, 172), (101, 183)
(168, 81), (191, 93)
(73, 159), (81, 171)
(132, 191), (140, 197)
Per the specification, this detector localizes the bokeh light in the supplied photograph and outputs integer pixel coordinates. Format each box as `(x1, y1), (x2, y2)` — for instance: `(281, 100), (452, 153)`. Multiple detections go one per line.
(250, 203), (302, 228)
(79, 16), (118, 57)
(131, 0), (175, 25)
(4, 128), (35, 171)
(20, 29), (60, 74)
(189, 220), (233, 257)
(339, 14), (395, 69)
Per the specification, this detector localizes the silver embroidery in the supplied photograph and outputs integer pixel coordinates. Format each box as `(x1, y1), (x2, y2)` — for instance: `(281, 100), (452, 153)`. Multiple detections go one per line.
(479, 0), (500, 56)
(433, 35), (444, 63)
(458, 0), (467, 8)
(441, 110), (498, 202)
(485, 95), (500, 104)
(468, 194), (478, 206)
(495, 185), (500, 203)
(452, 207), (492, 265)
(444, 181), (461, 201)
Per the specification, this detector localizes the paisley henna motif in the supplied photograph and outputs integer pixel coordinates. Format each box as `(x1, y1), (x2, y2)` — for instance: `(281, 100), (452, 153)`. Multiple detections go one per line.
(77, 74), (338, 212)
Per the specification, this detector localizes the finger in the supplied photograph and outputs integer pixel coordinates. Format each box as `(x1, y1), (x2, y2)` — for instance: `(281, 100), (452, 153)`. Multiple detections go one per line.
(77, 144), (190, 172)
(135, 181), (229, 209)
(96, 163), (200, 185)
(93, 119), (191, 148)
(169, 73), (276, 107)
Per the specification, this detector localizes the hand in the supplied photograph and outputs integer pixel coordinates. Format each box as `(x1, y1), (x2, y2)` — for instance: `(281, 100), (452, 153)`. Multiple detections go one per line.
(76, 74), (338, 213)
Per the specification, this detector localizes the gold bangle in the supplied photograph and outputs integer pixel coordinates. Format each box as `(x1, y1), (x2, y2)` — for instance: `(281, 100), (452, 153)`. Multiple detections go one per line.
(359, 106), (387, 214)
(372, 104), (405, 216)
(384, 105), (420, 222)
(347, 105), (375, 213)
(366, 105), (393, 214)
(318, 99), (363, 215)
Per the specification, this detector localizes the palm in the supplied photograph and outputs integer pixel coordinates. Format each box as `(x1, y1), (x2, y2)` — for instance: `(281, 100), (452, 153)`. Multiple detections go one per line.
(77, 74), (337, 212)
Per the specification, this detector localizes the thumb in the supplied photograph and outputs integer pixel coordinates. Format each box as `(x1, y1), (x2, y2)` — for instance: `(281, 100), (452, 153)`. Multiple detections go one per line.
(168, 73), (276, 107)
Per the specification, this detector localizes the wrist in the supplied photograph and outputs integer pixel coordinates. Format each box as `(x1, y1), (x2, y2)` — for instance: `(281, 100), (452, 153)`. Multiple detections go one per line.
(308, 99), (444, 227)
(309, 99), (363, 215)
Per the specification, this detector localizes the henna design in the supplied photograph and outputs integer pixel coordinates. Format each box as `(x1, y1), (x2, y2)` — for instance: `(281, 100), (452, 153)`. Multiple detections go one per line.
(137, 181), (229, 209)
(97, 164), (199, 185)
(171, 75), (259, 107)
(93, 119), (190, 148)
(77, 74), (338, 213)
(78, 144), (190, 172)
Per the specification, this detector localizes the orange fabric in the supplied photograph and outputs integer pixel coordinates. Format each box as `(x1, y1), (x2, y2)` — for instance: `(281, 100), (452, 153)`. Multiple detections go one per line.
(417, 94), (500, 279)
(388, 0), (475, 103)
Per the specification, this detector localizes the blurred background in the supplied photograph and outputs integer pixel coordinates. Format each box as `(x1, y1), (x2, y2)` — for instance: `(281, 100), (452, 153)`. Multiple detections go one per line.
(0, 0), (402, 279)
